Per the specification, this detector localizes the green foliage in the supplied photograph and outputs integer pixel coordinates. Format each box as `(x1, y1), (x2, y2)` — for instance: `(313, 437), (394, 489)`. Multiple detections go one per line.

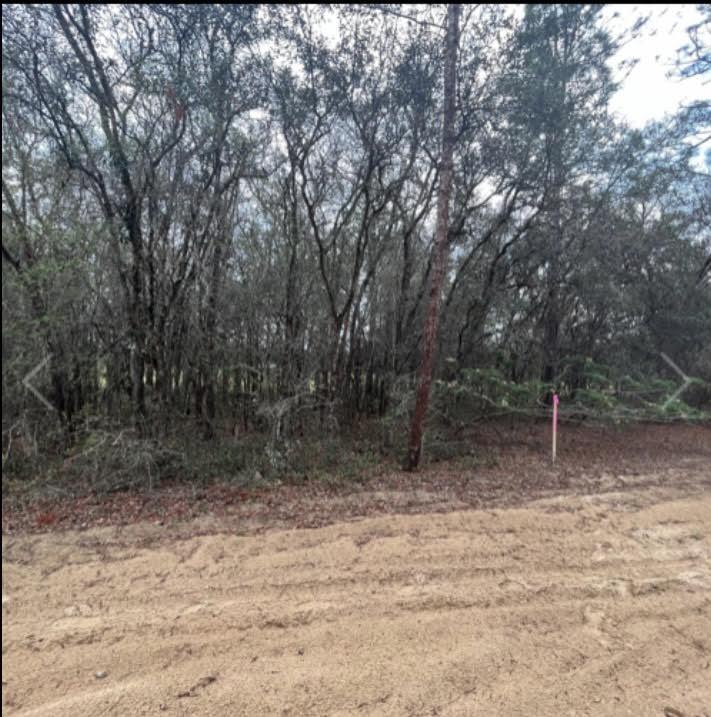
(427, 363), (711, 425)
(432, 367), (550, 420)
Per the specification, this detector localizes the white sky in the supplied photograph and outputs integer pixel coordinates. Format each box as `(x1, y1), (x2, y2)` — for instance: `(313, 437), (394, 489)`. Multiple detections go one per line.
(604, 4), (710, 127)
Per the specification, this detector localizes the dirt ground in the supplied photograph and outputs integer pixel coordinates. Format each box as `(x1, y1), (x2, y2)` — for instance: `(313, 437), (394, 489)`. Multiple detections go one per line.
(2, 426), (711, 716)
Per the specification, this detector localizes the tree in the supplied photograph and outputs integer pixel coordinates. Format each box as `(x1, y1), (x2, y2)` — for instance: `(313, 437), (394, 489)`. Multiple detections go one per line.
(405, 4), (461, 470)
(676, 5), (711, 79)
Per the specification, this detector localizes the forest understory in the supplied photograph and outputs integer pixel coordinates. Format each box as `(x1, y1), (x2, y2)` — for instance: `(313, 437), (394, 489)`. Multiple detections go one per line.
(3, 421), (709, 536)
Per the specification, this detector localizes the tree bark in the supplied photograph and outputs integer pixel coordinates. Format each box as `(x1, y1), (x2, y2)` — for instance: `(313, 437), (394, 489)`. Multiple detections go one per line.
(405, 4), (461, 471)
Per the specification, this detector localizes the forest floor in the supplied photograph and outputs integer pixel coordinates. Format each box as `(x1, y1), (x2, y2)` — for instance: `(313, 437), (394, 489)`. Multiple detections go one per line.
(2, 422), (711, 716)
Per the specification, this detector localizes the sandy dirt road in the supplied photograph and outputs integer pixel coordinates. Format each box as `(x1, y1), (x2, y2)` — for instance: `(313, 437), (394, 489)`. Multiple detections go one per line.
(3, 468), (711, 716)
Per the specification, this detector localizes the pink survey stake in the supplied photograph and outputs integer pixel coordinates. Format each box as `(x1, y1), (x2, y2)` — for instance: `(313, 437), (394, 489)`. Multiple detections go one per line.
(552, 393), (559, 463)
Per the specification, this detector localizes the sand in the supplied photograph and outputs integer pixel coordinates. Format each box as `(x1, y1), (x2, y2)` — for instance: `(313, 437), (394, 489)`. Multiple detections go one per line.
(3, 470), (710, 716)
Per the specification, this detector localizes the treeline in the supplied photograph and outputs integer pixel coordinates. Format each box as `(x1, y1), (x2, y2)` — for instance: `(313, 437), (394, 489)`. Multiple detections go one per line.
(2, 5), (710, 467)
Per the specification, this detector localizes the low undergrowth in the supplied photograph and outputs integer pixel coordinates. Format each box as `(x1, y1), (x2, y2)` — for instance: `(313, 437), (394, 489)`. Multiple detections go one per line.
(3, 361), (709, 511)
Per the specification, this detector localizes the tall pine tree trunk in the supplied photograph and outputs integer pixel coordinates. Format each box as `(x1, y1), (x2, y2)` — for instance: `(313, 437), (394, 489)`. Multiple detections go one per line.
(405, 4), (460, 470)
